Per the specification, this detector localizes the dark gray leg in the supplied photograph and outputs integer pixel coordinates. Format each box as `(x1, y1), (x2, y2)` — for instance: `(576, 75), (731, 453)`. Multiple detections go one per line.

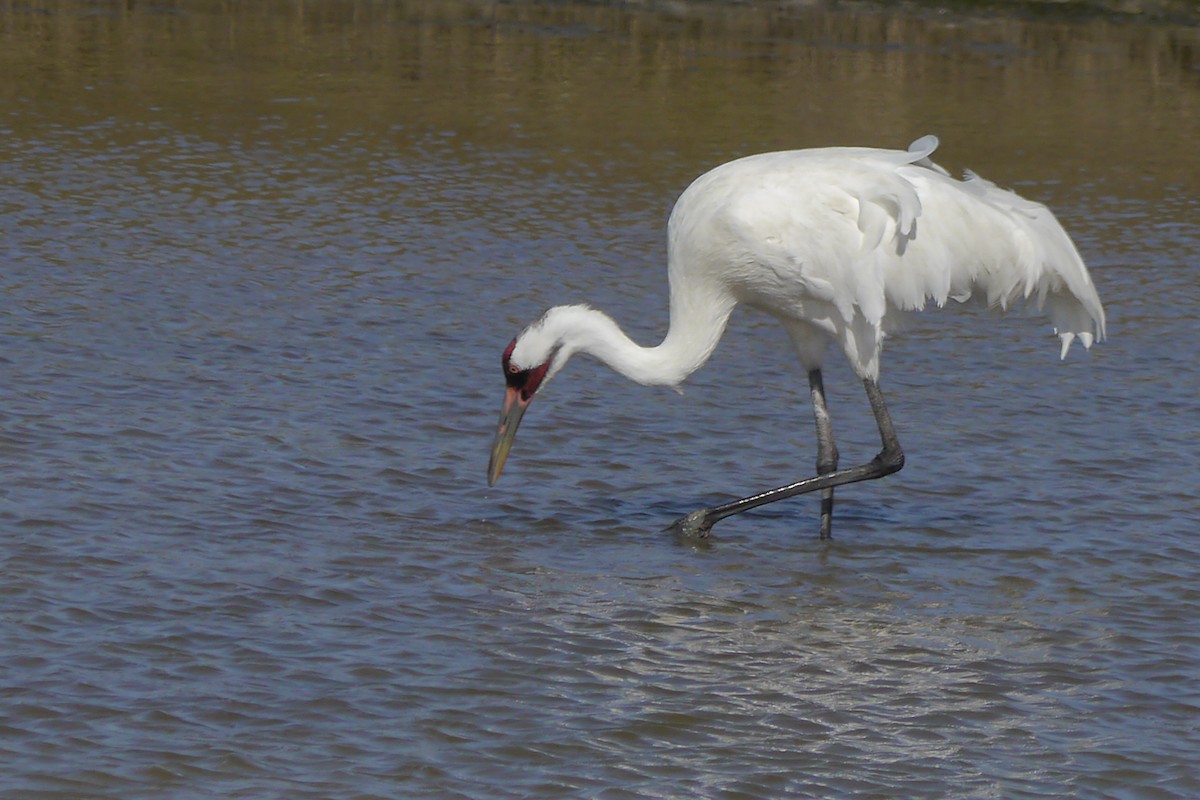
(669, 377), (904, 538)
(808, 369), (839, 540)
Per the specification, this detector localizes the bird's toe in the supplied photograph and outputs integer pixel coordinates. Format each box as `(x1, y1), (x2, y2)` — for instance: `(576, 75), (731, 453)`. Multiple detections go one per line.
(666, 509), (714, 539)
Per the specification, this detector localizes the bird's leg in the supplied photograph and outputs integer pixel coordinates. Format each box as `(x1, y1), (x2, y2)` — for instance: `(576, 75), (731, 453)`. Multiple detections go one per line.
(668, 377), (904, 539)
(808, 369), (839, 540)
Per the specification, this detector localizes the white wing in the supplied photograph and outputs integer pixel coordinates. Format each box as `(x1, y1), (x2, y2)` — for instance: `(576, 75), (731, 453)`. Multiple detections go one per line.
(669, 136), (1106, 378)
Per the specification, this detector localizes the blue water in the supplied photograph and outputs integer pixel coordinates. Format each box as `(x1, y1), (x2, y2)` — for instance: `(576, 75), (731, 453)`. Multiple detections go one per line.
(2, 3), (1199, 798)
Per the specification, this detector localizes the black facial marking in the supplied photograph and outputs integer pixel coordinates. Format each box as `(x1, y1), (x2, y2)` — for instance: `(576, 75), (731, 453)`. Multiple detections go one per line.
(501, 337), (518, 372)
(500, 337), (553, 400)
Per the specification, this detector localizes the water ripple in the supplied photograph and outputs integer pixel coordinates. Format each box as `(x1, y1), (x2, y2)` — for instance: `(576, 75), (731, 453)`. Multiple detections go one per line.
(3, 2), (1200, 798)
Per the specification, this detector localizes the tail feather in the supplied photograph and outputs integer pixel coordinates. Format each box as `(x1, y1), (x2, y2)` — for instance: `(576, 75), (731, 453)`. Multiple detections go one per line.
(1047, 293), (1103, 359)
(867, 140), (1106, 361)
(953, 170), (1106, 356)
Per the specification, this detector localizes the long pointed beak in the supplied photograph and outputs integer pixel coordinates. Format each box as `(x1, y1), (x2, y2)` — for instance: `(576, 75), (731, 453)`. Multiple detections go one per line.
(487, 386), (530, 486)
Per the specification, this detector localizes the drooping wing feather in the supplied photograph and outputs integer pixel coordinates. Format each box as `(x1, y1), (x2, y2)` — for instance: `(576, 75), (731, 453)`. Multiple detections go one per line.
(674, 137), (1106, 378)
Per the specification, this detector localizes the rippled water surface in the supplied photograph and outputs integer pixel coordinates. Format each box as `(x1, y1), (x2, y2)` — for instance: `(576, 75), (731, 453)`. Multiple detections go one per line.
(2, 1), (1199, 797)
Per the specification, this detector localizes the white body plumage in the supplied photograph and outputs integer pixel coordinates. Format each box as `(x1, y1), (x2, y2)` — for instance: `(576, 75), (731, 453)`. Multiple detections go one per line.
(509, 135), (1105, 390)
(489, 136), (1107, 515)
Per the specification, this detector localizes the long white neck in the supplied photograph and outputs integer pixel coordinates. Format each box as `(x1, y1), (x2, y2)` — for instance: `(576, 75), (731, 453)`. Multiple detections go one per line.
(537, 289), (735, 388)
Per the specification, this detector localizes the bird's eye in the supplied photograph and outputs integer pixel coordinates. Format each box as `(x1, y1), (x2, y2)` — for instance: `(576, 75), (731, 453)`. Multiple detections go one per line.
(508, 364), (521, 375)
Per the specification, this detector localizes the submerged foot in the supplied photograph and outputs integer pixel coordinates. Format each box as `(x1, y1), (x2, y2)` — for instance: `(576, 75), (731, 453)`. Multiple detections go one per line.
(666, 508), (715, 539)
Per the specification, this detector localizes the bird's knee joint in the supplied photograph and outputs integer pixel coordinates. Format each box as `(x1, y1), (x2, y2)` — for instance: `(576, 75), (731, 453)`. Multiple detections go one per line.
(815, 444), (839, 476)
(875, 447), (905, 474)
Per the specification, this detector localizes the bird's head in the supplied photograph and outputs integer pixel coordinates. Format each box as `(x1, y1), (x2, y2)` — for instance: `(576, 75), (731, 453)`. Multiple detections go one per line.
(486, 313), (570, 486)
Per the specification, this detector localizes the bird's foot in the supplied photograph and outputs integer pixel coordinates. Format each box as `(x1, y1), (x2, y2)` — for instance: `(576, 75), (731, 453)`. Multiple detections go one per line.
(666, 508), (715, 539)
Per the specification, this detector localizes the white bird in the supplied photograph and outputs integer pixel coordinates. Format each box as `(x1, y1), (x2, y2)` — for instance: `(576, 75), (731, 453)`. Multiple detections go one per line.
(487, 136), (1106, 539)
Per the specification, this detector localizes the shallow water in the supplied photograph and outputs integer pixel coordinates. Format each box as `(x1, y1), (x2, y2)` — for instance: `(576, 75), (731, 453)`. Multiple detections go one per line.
(2, 1), (1199, 798)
